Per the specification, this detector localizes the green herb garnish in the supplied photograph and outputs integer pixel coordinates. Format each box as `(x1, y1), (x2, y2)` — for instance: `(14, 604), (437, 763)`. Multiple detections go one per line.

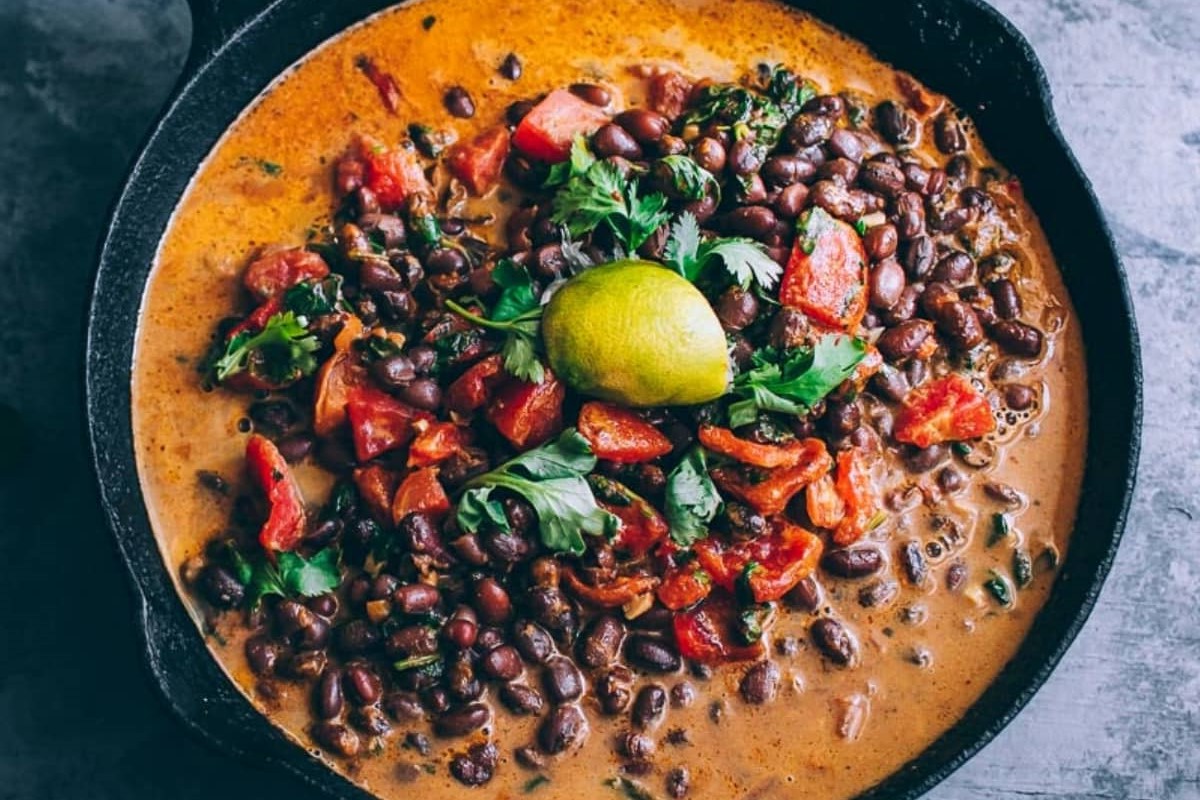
(664, 446), (723, 547)
(283, 276), (344, 318)
(663, 212), (782, 291)
(445, 288), (544, 384)
(231, 546), (342, 608)
(727, 335), (868, 428)
(524, 775), (551, 793)
(655, 154), (719, 202)
(457, 429), (620, 556)
(983, 569), (1013, 607)
(212, 312), (320, 385)
(393, 653), (442, 672)
(988, 513), (1011, 547)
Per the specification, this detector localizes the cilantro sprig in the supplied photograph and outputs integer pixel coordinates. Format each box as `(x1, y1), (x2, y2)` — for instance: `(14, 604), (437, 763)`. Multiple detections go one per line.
(728, 335), (868, 428)
(654, 155), (719, 202)
(229, 546), (341, 608)
(664, 446), (723, 547)
(457, 429), (620, 556)
(445, 260), (545, 384)
(663, 212), (782, 291)
(546, 138), (670, 253)
(213, 311), (321, 385)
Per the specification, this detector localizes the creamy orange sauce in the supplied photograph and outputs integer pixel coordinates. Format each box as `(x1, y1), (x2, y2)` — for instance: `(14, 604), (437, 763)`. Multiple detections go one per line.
(132, 0), (1087, 797)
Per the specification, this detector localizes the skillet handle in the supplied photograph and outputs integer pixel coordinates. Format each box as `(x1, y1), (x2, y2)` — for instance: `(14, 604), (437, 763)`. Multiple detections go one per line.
(185, 0), (276, 66)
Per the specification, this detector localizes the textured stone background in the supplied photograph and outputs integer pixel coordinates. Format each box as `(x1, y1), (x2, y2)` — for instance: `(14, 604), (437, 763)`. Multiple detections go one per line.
(0, 0), (1196, 798)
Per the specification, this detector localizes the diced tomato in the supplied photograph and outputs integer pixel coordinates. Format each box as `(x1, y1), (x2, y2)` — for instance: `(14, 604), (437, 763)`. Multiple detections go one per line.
(354, 55), (401, 114)
(225, 297), (283, 342)
(486, 370), (565, 450)
(511, 89), (610, 163)
(358, 134), (431, 210)
(657, 566), (713, 611)
(578, 402), (672, 463)
(710, 438), (832, 516)
(561, 566), (658, 608)
(243, 248), (330, 303)
(893, 373), (996, 448)
(446, 354), (506, 414)
(647, 70), (693, 120)
(779, 208), (868, 330)
(391, 467), (451, 524)
(849, 346), (883, 390)
(693, 521), (824, 604)
(246, 434), (306, 552)
(445, 127), (510, 196)
(673, 593), (765, 664)
(591, 477), (669, 557)
(697, 426), (817, 469)
(313, 351), (369, 437)
(832, 448), (877, 546)
(408, 420), (468, 468)
(805, 472), (846, 530)
(346, 386), (433, 462)
(353, 464), (399, 524)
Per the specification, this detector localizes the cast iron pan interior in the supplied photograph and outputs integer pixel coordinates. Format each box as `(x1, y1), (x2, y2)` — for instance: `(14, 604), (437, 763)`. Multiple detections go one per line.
(85, 0), (1142, 797)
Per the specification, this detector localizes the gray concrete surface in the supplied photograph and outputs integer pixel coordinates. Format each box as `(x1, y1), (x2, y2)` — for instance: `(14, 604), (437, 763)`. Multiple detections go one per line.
(0, 0), (1196, 797)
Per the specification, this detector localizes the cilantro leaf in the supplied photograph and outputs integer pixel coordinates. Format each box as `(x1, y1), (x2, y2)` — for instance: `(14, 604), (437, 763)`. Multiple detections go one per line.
(665, 447), (723, 547)
(490, 259), (541, 322)
(284, 275), (345, 318)
(544, 135), (597, 188)
(655, 155), (719, 202)
(444, 298), (545, 384)
(662, 213), (781, 290)
(728, 335), (868, 428)
(663, 212), (703, 280)
(457, 429), (619, 556)
(759, 65), (816, 117)
(277, 548), (342, 597)
(213, 311), (321, 385)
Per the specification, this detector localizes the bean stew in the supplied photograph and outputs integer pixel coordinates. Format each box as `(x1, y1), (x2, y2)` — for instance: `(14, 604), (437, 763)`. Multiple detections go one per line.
(133, 0), (1087, 798)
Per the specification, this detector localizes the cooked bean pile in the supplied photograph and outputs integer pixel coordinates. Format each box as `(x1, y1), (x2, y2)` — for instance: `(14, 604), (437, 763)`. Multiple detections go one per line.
(186, 59), (1052, 793)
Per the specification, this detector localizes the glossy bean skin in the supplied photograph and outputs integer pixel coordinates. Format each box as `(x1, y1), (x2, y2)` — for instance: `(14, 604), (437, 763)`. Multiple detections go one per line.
(539, 705), (588, 754)
(877, 320), (935, 363)
(822, 546), (884, 578)
(481, 644), (524, 681)
(785, 575), (823, 612)
(315, 668), (345, 719)
(625, 635), (682, 673)
(474, 578), (513, 624)
(739, 661), (781, 705)
(631, 683), (667, 729)
(579, 615), (626, 668)
(595, 665), (635, 715)
(500, 683), (546, 716)
(543, 655), (586, 703)
(990, 279), (1023, 320)
(811, 618), (858, 666)
(435, 703), (491, 737)
(899, 541), (929, 585)
(992, 320), (1045, 357)
(513, 620), (555, 664)
(868, 258), (906, 309)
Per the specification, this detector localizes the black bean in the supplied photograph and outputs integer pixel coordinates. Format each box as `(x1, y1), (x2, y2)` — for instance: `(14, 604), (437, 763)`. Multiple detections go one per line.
(564, 81), (609, 106)
(670, 682), (696, 709)
(615, 109), (669, 146)
(393, 583), (440, 615)
(484, 529), (533, 563)
(786, 113), (835, 148)
(762, 155), (815, 187)
(859, 160), (906, 196)
(656, 134), (688, 156)
(902, 161), (932, 193)
(621, 730), (656, 760)
(769, 183), (806, 220)
(739, 660), (780, 705)
(274, 434), (314, 464)
(499, 52), (522, 80)
(248, 400), (298, 436)
(384, 690), (425, 721)
(481, 644), (524, 681)
(406, 344), (436, 375)
(871, 365), (910, 402)
(667, 766), (691, 798)
(315, 668), (344, 719)
(810, 181), (882, 222)
(501, 683), (546, 716)
(626, 634), (681, 673)
(595, 665), (635, 715)
(938, 466), (966, 494)
(828, 128), (866, 163)
(385, 624), (439, 659)
(198, 564), (244, 609)
(990, 279), (1023, 320)
(893, 191), (926, 239)
(904, 443), (948, 473)
(280, 650), (327, 680)
(992, 320), (1044, 357)
(725, 206), (777, 240)
(397, 377), (441, 411)
(681, 191), (718, 223)
(929, 205), (975, 234)
(593, 124), (643, 159)
(962, 186), (995, 213)
(932, 251), (975, 285)
(629, 604), (674, 631)
(862, 224), (899, 262)
(335, 620), (381, 655)
(728, 139), (763, 176)
(450, 742), (498, 786)
(345, 663), (382, 706)
(877, 320), (934, 363)
(543, 655), (585, 703)
(902, 235), (935, 280)
(434, 703), (490, 737)
(369, 573), (399, 601)
(539, 705), (588, 753)
(312, 722), (360, 757)
(811, 618), (858, 666)
(632, 684), (667, 729)
(277, 600), (330, 651)
(515, 745), (546, 770)
(245, 635), (281, 676)
(692, 137), (726, 173)
(1005, 383), (1037, 410)
(803, 94), (845, 117)
(898, 541), (929, 586)
(513, 620), (555, 664)
(526, 586), (577, 637)
(825, 398), (861, 437)
(868, 258), (906, 310)
(819, 157), (859, 186)
(875, 101), (918, 146)
(822, 547), (884, 579)
(858, 579), (900, 608)
(933, 111), (968, 153)
(443, 85), (475, 118)
(579, 615), (626, 668)
(471, 577), (511, 625)
(946, 561), (968, 592)
(350, 705), (392, 736)
(785, 575), (822, 612)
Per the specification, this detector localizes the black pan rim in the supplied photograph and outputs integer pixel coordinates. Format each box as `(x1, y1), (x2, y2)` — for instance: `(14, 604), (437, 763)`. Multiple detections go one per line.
(85, 0), (1143, 797)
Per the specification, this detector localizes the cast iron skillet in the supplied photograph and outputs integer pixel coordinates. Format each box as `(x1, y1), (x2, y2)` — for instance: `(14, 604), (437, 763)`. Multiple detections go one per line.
(86, 0), (1142, 796)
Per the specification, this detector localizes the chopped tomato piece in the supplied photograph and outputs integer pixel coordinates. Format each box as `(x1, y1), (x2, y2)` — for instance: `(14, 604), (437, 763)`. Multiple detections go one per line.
(561, 566), (658, 608)
(221, 298), (289, 392)
(346, 386), (432, 462)
(352, 464), (399, 524)
(710, 438), (832, 516)
(832, 448), (877, 546)
(391, 467), (451, 524)
(578, 402), (672, 463)
(511, 89), (610, 163)
(849, 345), (883, 390)
(805, 472), (846, 530)
(225, 297), (283, 341)
(243, 248), (329, 303)
(313, 351), (369, 437)
(779, 208), (868, 330)
(445, 127), (510, 196)
(590, 476), (669, 557)
(357, 134), (431, 210)
(697, 426), (816, 469)
(486, 370), (565, 450)
(693, 521), (823, 603)
(408, 420), (468, 468)
(657, 566), (713, 611)
(647, 70), (693, 120)
(673, 593), (764, 663)
(246, 434), (306, 552)
(445, 354), (506, 414)
(894, 373), (996, 448)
